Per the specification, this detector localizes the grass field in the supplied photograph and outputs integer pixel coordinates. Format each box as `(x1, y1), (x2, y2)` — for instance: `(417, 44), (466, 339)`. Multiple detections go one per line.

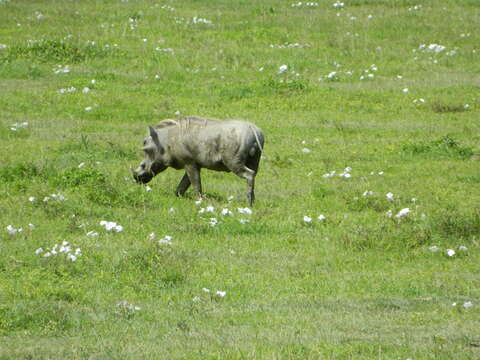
(1, 0), (479, 358)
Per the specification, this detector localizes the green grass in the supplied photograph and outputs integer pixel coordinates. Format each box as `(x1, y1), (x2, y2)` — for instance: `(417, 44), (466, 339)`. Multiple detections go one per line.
(1, 0), (479, 358)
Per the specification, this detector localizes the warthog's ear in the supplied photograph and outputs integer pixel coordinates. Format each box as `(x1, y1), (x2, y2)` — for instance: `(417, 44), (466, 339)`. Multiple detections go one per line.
(149, 126), (164, 154)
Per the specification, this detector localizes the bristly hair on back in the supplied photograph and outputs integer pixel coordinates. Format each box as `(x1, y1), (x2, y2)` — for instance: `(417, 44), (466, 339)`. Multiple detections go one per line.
(155, 116), (214, 130)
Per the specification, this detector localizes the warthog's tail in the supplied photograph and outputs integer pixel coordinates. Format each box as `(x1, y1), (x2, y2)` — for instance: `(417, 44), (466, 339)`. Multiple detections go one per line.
(250, 125), (264, 154)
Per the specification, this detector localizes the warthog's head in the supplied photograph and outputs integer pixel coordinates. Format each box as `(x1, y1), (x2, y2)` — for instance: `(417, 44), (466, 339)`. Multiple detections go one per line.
(133, 126), (168, 184)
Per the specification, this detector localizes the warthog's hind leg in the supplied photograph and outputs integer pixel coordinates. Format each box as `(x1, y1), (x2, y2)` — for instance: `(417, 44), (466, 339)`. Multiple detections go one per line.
(175, 172), (191, 196)
(232, 166), (256, 206)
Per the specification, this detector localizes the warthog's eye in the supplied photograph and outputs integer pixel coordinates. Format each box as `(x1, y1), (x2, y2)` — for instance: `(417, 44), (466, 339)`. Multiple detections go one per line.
(143, 139), (147, 146)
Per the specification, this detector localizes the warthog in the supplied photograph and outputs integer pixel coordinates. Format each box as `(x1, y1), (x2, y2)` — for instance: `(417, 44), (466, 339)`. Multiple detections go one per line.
(133, 116), (264, 205)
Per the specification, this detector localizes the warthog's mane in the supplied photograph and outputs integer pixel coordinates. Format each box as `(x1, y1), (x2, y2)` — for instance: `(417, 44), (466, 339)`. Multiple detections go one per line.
(155, 116), (212, 130)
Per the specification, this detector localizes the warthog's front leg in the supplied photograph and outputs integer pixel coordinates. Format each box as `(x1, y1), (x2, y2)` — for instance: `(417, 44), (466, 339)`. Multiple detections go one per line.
(175, 172), (191, 196)
(184, 165), (202, 198)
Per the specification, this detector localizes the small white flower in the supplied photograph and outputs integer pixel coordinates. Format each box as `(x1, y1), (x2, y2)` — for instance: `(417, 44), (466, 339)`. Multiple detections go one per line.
(6, 225), (17, 235)
(238, 218), (250, 224)
(221, 208), (233, 216)
(363, 190), (374, 197)
(78, 162), (85, 168)
(82, 87), (91, 94)
(205, 205), (215, 213)
(378, 171), (384, 175)
(303, 215), (312, 223)
(43, 252), (52, 258)
(114, 225), (123, 232)
(159, 235), (173, 245)
(198, 208), (206, 214)
(446, 249), (455, 257)
(317, 214), (326, 221)
(463, 301), (473, 308)
(148, 232), (156, 240)
(386, 192), (394, 201)
(402, 88), (409, 93)
(209, 218), (218, 227)
(67, 254), (77, 262)
(302, 148), (311, 153)
(145, 185), (152, 192)
(216, 290), (226, 298)
(458, 245), (468, 251)
(278, 64), (288, 74)
(28, 196), (36, 202)
(386, 210), (393, 218)
(428, 246), (439, 252)
(238, 207), (252, 215)
(85, 106), (93, 111)
(28, 223), (35, 229)
(86, 231), (99, 237)
(452, 302), (457, 307)
(35, 248), (44, 255)
(395, 208), (410, 218)
(192, 296), (202, 302)
(229, 249), (236, 254)
(227, 195), (234, 201)
(202, 288), (211, 293)
(174, 110), (181, 116)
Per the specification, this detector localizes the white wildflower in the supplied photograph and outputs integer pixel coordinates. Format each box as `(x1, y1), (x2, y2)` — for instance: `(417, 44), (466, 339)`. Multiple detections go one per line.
(238, 219), (250, 224)
(28, 196), (36, 202)
(394, 208), (410, 218)
(303, 215), (312, 223)
(67, 253), (77, 262)
(402, 88), (409, 93)
(238, 207), (252, 215)
(458, 245), (468, 252)
(446, 249), (455, 257)
(317, 214), (326, 221)
(159, 235), (173, 245)
(428, 246), (439, 252)
(82, 87), (91, 94)
(302, 148), (311, 153)
(463, 301), (473, 308)
(221, 208), (233, 216)
(202, 288), (211, 293)
(6, 225), (17, 235)
(216, 290), (226, 298)
(363, 190), (374, 197)
(278, 64), (288, 74)
(386, 192), (394, 201)
(86, 231), (99, 237)
(35, 248), (44, 255)
(209, 218), (218, 227)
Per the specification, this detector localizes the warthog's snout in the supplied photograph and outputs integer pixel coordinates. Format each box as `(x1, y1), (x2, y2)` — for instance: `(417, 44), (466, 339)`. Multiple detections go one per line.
(132, 169), (153, 184)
